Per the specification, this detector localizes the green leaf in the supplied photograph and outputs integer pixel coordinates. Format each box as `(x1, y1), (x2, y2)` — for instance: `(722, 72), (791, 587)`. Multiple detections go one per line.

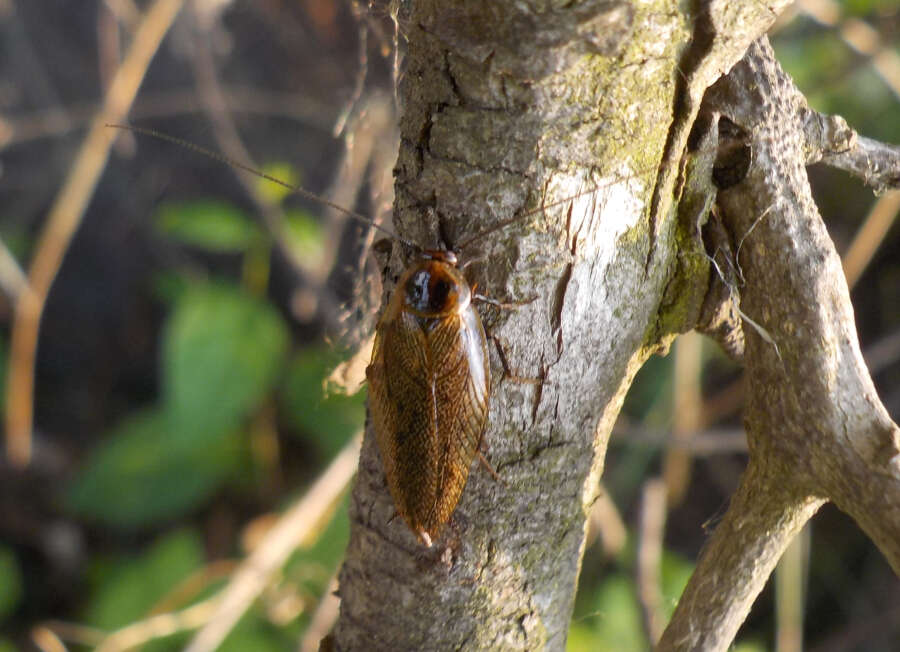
(732, 641), (768, 652)
(84, 529), (203, 630)
(580, 574), (646, 652)
(255, 162), (300, 204)
(156, 201), (261, 252)
(660, 551), (694, 623)
(220, 619), (288, 652)
(281, 348), (365, 458)
(0, 546), (22, 620)
(0, 227), (30, 262)
(67, 409), (243, 527)
(163, 283), (289, 445)
(151, 270), (192, 305)
(283, 209), (324, 267)
(566, 623), (602, 652)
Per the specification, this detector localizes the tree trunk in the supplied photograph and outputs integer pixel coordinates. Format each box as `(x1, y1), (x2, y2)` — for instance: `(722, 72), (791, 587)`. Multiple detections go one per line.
(331, 1), (898, 651)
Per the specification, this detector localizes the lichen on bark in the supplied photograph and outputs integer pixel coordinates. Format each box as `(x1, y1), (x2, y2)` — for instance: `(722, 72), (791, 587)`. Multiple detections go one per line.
(330, 2), (824, 651)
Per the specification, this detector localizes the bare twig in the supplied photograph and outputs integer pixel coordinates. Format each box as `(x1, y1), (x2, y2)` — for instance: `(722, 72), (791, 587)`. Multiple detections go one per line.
(584, 482), (627, 556)
(184, 434), (361, 652)
(637, 478), (668, 645)
(775, 527), (808, 652)
(36, 621), (105, 649)
(662, 332), (702, 506)
(802, 109), (900, 193)
(0, 238), (28, 301)
(842, 191), (900, 288)
(299, 569), (341, 652)
(4, 0), (184, 467)
(103, 0), (141, 29)
(31, 626), (71, 652)
(333, 1), (370, 137)
(1, 86), (335, 148)
(94, 597), (219, 652)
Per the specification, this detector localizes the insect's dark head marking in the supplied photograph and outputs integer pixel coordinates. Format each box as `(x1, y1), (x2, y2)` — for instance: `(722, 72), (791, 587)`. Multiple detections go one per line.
(402, 257), (471, 319)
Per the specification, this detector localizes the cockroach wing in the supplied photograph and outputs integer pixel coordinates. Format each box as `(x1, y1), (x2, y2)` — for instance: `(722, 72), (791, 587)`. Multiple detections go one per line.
(367, 300), (490, 546)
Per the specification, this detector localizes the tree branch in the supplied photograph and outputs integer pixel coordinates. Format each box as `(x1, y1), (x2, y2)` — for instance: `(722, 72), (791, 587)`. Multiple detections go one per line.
(332, 1), (795, 649)
(801, 108), (900, 193)
(658, 37), (900, 651)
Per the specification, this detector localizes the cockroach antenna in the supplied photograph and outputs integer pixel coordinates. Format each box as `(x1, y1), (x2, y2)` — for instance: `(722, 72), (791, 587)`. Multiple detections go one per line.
(106, 123), (418, 249)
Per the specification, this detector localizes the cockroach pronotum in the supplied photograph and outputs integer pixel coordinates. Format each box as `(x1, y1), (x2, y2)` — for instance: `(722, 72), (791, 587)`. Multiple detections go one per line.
(109, 123), (652, 548)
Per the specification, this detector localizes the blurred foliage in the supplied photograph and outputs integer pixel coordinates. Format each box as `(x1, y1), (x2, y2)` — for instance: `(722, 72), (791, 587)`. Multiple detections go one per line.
(281, 348), (366, 459)
(283, 209), (326, 268)
(0, 0), (896, 649)
(156, 201), (263, 253)
(256, 162), (301, 204)
(83, 529), (204, 630)
(58, 175), (360, 645)
(0, 546), (22, 621)
(162, 282), (288, 441)
(67, 409), (246, 527)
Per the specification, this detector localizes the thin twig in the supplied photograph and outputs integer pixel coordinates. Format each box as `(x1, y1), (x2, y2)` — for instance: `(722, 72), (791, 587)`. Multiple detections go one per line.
(637, 478), (668, 645)
(37, 621), (105, 648)
(662, 332), (702, 506)
(31, 626), (70, 652)
(299, 568), (341, 652)
(4, 0), (185, 467)
(842, 191), (900, 288)
(333, 1), (369, 137)
(775, 527), (808, 652)
(0, 238), (28, 302)
(585, 482), (628, 556)
(95, 597), (219, 652)
(184, 434), (362, 652)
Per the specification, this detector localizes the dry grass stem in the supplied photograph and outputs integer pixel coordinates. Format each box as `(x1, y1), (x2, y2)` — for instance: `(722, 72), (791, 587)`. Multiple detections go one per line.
(842, 191), (900, 289)
(4, 0), (184, 466)
(184, 433), (361, 652)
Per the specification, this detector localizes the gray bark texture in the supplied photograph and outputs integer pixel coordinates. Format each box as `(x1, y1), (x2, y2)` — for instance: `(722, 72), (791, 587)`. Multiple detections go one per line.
(657, 38), (900, 650)
(330, 2), (899, 651)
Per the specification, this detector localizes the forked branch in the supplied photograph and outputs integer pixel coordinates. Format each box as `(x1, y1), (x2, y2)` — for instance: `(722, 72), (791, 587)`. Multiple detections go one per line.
(658, 38), (900, 651)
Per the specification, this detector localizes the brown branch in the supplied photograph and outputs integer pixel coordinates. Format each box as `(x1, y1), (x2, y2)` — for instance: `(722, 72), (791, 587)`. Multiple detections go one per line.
(4, 0), (184, 467)
(659, 462), (824, 650)
(802, 108), (900, 193)
(658, 36), (900, 650)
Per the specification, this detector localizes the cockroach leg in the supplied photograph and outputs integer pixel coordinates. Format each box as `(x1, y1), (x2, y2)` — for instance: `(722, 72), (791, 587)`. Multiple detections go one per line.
(488, 333), (543, 386)
(477, 451), (505, 485)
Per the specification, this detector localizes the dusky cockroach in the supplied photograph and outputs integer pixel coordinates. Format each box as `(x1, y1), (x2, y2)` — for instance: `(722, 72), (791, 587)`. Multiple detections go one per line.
(110, 123), (654, 547)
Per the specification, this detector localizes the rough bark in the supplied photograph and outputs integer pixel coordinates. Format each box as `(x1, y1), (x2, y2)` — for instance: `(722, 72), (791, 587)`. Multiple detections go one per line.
(657, 38), (900, 650)
(331, 1), (800, 650)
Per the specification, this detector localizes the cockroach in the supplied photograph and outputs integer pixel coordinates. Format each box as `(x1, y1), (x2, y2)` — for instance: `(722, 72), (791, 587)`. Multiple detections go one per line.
(110, 123), (653, 548)
(366, 247), (490, 547)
